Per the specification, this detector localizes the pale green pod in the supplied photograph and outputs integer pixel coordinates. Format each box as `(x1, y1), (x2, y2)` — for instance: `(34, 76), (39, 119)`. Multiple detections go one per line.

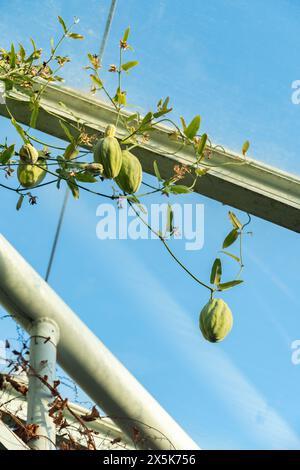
(199, 298), (233, 343)
(17, 159), (48, 188)
(115, 150), (142, 194)
(93, 124), (122, 179)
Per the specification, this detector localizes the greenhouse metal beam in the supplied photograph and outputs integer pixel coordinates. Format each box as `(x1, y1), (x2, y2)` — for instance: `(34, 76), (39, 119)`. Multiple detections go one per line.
(0, 84), (300, 232)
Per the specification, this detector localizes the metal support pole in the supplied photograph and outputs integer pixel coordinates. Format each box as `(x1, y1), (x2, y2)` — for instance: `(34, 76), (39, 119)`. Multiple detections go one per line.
(27, 318), (60, 450)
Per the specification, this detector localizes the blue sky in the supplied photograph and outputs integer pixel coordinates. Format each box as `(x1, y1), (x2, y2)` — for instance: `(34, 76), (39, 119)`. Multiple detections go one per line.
(1, 0), (300, 450)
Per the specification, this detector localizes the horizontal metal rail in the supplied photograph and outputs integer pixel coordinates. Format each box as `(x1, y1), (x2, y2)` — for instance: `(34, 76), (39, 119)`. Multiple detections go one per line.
(0, 235), (199, 450)
(0, 84), (299, 232)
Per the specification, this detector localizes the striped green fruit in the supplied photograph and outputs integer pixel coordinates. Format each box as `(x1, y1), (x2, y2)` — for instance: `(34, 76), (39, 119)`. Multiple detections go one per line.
(19, 144), (39, 164)
(17, 159), (47, 188)
(199, 298), (233, 343)
(115, 150), (142, 194)
(93, 124), (122, 179)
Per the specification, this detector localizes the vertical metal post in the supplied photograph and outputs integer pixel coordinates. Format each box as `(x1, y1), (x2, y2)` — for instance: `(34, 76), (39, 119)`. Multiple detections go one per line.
(27, 318), (60, 450)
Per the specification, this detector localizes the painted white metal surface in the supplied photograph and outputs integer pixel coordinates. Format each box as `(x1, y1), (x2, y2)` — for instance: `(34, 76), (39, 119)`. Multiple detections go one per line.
(0, 235), (199, 450)
(0, 419), (29, 450)
(27, 318), (59, 450)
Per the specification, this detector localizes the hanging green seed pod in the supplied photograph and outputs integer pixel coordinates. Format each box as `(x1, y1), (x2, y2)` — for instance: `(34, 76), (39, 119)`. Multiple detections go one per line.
(17, 159), (48, 188)
(115, 150), (142, 194)
(19, 144), (39, 164)
(199, 298), (233, 343)
(93, 124), (122, 179)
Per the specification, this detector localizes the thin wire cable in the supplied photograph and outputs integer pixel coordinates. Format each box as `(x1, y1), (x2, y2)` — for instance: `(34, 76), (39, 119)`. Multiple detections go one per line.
(44, 1), (118, 282)
(45, 189), (69, 282)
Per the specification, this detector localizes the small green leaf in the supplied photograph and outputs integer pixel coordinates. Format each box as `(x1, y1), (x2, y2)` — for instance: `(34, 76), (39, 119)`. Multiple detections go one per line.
(58, 15), (67, 33)
(221, 251), (241, 263)
(242, 140), (250, 156)
(90, 74), (103, 88)
(122, 27), (130, 42)
(169, 185), (192, 194)
(18, 43), (26, 61)
(29, 101), (39, 128)
(16, 194), (24, 211)
(166, 204), (173, 233)
(195, 168), (208, 176)
(11, 118), (28, 143)
(67, 33), (84, 39)
(67, 179), (80, 199)
(0, 144), (15, 164)
(121, 61), (139, 72)
(10, 44), (16, 68)
(196, 133), (207, 158)
(228, 211), (242, 229)
(210, 258), (222, 285)
(75, 172), (97, 183)
(140, 111), (153, 127)
(218, 280), (244, 291)
(222, 229), (239, 249)
(180, 116), (187, 132)
(184, 115), (201, 139)
(153, 161), (162, 182)
(64, 143), (78, 160)
(59, 120), (74, 143)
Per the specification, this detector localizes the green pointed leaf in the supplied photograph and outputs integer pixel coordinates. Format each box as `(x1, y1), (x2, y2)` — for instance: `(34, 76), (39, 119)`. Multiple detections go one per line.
(90, 74), (103, 88)
(218, 280), (244, 291)
(59, 120), (74, 143)
(140, 111), (153, 127)
(67, 33), (84, 40)
(153, 160), (162, 182)
(0, 144), (15, 164)
(210, 258), (222, 285)
(196, 133), (207, 158)
(67, 179), (79, 199)
(29, 101), (39, 128)
(180, 116), (187, 132)
(221, 251), (240, 263)
(16, 194), (24, 211)
(58, 16), (67, 33)
(169, 185), (192, 194)
(122, 27), (130, 42)
(121, 61), (139, 72)
(10, 44), (16, 68)
(11, 118), (28, 144)
(223, 228), (239, 249)
(19, 43), (26, 61)
(242, 140), (250, 156)
(228, 211), (242, 229)
(166, 204), (173, 233)
(75, 172), (97, 183)
(64, 142), (78, 160)
(184, 115), (201, 139)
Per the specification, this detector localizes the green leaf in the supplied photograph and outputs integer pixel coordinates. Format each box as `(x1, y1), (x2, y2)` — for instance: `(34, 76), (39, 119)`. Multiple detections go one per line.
(184, 115), (201, 139)
(242, 140), (250, 156)
(218, 280), (244, 291)
(0, 144), (15, 164)
(196, 133), (207, 158)
(166, 204), (173, 233)
(180, 116), (187, 132)
(228, 211), (242, 229)
(153, 107), (172, 119)
(67, 33), (84, 40)
(29, 101), (39, 128)
(222, 228), (239, 249)
(221, 251), (240, 263)
(16, 194), (24, 211)
(90, 74), (103, 88)
(168, 185), (192, 194)
(18, 43), (26, 61)
(59, 120), (74, 143)
(75, 172), (97, 183)
(64, 142), (78, 160)
(122, 27), (130, 42)
(121, 61), (139, 72)
(140, 111), (153, 127)
(210, 258), (222, 285)
(11, 118), (28, 144)
(58, 15), (67, 33)
(67, 179), (80, 199)
(10, 44), (16, 68)
(153, 161), (162, 182)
